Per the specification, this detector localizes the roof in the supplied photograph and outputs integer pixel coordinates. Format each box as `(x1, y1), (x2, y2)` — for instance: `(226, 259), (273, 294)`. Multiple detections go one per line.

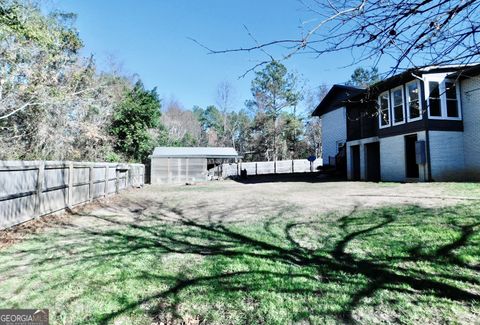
(312, 63), (480, 118)
(312, 85), (365, 117)
(368, 64), (480, 94)
(151, 147), (240, 159)
(446, 63), (480, 80)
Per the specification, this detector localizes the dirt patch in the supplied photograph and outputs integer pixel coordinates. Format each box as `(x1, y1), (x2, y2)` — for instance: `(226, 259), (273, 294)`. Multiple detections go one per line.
(2, 180), (479, 249)
(0, 213), (70, 249)
(0, 192), (132, 250)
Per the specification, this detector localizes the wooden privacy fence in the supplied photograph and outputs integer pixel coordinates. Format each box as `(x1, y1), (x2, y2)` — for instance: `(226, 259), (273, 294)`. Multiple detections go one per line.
(0, 161), (145, 229)
(218, 159), (323, 178)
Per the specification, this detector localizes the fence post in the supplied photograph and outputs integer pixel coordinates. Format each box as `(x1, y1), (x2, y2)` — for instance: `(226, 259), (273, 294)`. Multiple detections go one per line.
(35, 161), (45, 217)
(115, 166), (120, 194)
(89, 164), (94, 202)
(255, 162), (258, 175)
(292, 159), (294, 174)
(68, 161), (73, 208)
(104, 165), (109, 196)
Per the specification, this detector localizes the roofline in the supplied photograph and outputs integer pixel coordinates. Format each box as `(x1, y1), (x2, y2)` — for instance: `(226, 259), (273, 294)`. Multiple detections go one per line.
(446, 63), (480, 80)
(312, 84), (365, 117)
(369, 63), (480, 93)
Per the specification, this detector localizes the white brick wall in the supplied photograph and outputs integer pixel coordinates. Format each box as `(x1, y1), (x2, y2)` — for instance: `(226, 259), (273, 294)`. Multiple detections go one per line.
(429, 131), (465, 181)
(460, 78), (480, 180)
(346, 136), (379, 180)
(379, 132), (427, 182)
(380, 135), (406, 182)
(321, 107), (346, 165)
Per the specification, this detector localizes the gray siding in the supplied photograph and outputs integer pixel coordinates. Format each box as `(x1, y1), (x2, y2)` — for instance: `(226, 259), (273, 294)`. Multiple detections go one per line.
(460, 78), (480, 180)
(321, 107), (347, 165)
(429, 131), (466, 181)
(151, 157), (207, 184)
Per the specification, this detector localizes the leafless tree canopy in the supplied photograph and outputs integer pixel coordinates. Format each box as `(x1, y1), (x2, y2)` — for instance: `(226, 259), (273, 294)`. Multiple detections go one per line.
(200, 1), (480, 73)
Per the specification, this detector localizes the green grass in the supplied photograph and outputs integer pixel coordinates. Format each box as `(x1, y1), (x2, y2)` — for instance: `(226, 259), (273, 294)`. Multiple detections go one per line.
(0, 203), (479, 324)
(445, 182), (480, 197)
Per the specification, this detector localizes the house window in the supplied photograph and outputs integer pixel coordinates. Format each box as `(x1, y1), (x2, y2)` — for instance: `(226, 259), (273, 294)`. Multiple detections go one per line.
(391, 87), (405, 125)
(445, 81), (459, 118)
(428, 81), (442, 117)
(427, 79), (461, 120)
(406, 81), (422, 121)
(378, 91), (390, 128)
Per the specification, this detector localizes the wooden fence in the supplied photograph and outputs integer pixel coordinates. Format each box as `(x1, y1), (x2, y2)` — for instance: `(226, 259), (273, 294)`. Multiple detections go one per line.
(0, 161), (145, 229)
(217, 159), (323, 178)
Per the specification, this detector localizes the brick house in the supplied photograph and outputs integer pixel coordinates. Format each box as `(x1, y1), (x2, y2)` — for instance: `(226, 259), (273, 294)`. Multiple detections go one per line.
(313, 65), (480, 182)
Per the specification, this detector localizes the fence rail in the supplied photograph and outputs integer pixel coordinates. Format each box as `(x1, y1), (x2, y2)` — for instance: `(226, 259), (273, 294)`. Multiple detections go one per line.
(0, 160), (144, 229)
(217, 159), (323, 178)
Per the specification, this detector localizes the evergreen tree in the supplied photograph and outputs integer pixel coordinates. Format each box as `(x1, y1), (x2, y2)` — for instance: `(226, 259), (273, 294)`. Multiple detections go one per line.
(111, 81), (161, 162)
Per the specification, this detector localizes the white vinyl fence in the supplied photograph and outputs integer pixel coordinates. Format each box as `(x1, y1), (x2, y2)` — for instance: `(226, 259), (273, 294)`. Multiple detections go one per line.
(0, 161), (145, 229)
(216, 159), (323, 178)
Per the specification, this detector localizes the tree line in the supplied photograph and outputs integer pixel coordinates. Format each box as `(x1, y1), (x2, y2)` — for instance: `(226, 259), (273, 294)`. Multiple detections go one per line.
(0, 1), (376, 163)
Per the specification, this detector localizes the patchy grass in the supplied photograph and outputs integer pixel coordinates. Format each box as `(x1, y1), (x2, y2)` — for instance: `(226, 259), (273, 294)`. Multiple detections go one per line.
(0, 199), (478, 325)
(445, 182), (480, 197)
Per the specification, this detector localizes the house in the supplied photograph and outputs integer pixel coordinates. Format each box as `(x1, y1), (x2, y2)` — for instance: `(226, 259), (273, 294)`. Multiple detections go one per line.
(149, 147), (240, 184)
(313, 64), (480, 182)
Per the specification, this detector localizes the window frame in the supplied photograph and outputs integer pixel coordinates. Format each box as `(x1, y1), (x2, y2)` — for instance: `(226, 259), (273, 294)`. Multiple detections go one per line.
(391, 85), (406, 126)
(405, 80), (423, 122)
(427, 79), (442, 118)
(378, 91), (391, 129)
(444, 80), (462, 119)
(426, 77), (462, 120)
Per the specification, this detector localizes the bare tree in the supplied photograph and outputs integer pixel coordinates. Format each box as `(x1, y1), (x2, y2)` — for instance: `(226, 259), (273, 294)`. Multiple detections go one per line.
(216, 81), (236, 147)
(197, 1), (480, 73)
(304, 84), (329, 158)
(160, 98), (204, 145)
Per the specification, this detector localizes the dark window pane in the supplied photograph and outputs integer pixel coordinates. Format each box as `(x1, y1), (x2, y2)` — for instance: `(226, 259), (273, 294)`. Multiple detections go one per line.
(429, 81), (441, 116)
(407, 83), (419, 102)
(394, 105), (404, 123)
(407, 82), (421, 119)
(447, 100), (459, 117)
(409, 100), (420, 119)
(429, 98), (441, 116)
(445, 82), (457, 100)
(392, 89), (403, 123)
(429, 81), (440, 98)
(379, 93), (389, 126)
(393, 89), (403, 107)
(381, 108), (389, 125)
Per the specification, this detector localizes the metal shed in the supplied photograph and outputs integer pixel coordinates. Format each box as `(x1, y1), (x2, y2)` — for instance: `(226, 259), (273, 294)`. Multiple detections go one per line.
(150, 147), (240, 184)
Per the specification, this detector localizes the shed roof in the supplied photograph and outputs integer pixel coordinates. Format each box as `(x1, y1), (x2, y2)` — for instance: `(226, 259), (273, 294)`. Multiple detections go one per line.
(151, 147), (240, 158)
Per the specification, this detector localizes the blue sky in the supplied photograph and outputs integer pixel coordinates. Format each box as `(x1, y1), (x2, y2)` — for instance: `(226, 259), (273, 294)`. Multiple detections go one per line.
(50, 0), (388, 113)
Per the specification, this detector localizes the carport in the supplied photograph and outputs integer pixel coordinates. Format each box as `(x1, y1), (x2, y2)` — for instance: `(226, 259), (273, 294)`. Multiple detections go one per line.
(149, 147), (240, 184)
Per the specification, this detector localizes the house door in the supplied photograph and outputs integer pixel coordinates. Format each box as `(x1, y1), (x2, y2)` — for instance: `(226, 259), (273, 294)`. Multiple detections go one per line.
(351, 145), (361, 180)
(405, 135), (419, 178)
(365, 142), (381, 182)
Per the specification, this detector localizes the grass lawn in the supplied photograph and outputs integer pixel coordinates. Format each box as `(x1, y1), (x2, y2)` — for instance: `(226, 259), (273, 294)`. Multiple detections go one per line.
(0, 182), (479, 324)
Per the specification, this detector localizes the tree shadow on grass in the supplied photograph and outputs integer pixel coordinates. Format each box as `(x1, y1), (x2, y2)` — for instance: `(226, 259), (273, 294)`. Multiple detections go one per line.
(0, 200), (479, 324)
